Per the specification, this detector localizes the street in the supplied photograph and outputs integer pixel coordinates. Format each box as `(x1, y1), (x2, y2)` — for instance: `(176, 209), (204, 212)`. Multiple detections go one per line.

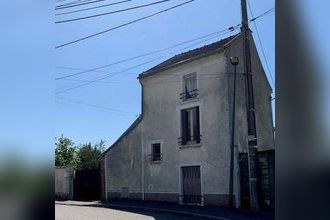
(55, 204), (208, 220)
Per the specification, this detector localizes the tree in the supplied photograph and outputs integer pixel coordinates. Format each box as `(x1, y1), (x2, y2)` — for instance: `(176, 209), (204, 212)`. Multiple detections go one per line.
(55, 135), (75, 166)
(75, 140), (105, 170)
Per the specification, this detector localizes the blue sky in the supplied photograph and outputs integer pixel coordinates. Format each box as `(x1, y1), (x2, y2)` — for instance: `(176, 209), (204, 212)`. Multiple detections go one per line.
(54, 0), (275, 148)
(0, 0), (277, 160)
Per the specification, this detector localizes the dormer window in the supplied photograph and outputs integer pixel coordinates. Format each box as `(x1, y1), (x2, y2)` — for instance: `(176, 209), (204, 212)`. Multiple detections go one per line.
(180, 73), (198, 101)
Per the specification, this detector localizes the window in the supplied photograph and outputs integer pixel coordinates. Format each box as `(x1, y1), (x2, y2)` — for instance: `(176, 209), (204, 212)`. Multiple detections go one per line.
(150, 143), (162, 162)
(181, 73), (198, 100)
(180, 107), (201, 145)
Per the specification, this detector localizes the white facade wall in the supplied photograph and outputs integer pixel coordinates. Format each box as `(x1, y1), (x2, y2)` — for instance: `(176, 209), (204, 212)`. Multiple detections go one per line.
(55, 166), (74, 199)
(140, 53), (232, 205)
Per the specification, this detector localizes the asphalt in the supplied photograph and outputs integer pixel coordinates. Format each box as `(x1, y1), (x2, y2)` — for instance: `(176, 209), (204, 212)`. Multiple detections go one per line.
(55, 200), (274, 220)
(56, 204), (206, 220)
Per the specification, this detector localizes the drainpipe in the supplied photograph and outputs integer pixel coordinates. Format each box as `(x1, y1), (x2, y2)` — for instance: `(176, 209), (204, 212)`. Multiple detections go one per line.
(229, 56), (239, 207)
(104, 155), (108, 201)
(140, 80), (145, 201)
(141, 119), (145, 200)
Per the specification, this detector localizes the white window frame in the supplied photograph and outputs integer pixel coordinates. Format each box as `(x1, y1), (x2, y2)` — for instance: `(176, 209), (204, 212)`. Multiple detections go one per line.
(149, 140), (163, 163)
(181, 72), (198, 100)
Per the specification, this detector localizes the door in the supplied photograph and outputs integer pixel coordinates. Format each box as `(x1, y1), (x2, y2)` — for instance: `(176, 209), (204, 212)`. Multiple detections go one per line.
(181, 166), (202, 204)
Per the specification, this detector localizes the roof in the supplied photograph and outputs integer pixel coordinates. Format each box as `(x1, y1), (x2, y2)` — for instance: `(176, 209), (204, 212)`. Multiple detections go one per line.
(139, 34), (240, 79)
(101, 115), (143, 157)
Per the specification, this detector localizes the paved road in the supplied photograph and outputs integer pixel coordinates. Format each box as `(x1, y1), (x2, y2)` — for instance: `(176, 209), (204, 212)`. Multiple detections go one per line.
(55, 204), (208, 220)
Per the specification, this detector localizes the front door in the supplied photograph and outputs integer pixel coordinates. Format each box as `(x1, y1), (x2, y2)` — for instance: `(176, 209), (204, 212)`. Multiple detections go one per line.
(181, 166), (202, 204)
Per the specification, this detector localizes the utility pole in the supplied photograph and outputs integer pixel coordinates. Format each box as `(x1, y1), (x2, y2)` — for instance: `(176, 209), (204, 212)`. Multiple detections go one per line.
(240, 0), (259, 210)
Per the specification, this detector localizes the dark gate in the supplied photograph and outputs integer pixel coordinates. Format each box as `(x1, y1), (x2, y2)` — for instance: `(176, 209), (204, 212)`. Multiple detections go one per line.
(239, 153), (250, 208)
(257, 149), (275, 211)
(73, 169), (101, 201)
(181, 166), (202, 204)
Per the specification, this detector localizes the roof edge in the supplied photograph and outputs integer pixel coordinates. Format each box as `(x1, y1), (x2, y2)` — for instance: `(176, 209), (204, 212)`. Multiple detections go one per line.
(101, 115), (142, 157)
(138, 33), (241, 79)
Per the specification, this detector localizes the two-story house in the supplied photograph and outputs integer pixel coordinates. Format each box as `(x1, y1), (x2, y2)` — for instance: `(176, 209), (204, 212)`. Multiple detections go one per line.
(100, 32), (274, 209)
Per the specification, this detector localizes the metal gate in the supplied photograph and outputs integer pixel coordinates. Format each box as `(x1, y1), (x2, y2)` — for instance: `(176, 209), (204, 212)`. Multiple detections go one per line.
(73, 169), (101, 201)
(181, 166), (202, 204)
(239, 153), (251, 208)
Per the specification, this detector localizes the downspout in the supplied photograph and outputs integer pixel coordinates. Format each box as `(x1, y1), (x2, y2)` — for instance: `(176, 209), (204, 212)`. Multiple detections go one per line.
(104, 155), (108, 200)
(141, 120), (145, 200)
(140, 79), (145, 200)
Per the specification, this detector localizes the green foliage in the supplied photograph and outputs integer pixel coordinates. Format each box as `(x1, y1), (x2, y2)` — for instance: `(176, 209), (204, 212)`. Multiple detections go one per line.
(55, 135), (105, 170)
(75, 140), (105, 170)
(55, 134), (75, 167)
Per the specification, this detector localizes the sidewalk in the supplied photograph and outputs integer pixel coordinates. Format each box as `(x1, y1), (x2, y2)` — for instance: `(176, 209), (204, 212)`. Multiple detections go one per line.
(55, 200), (274, 220)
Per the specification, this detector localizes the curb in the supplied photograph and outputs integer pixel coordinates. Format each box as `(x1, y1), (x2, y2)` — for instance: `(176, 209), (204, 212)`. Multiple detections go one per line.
(55, 202), (230, 220)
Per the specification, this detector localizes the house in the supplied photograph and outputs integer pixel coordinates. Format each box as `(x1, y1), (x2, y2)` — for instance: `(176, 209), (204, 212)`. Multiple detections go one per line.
(100, 32), (275, 209)
(55, 166), (74, 200)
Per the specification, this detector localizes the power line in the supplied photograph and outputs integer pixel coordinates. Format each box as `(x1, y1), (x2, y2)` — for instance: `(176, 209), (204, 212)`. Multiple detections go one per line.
(250, 7), (274, 22)
(56, 66), (110, 73)
(55, 0), (72, 4)
(58, 78), (137, 84)
(55, 25), (238, 80)
(55, 0), (195, 49)
(56, 29), (239, 93)
(56, 0), (99, 8)
(247, 2), (275, 89)
(56, 0), (145, 16)
(55, 8), (271, 85)
(56, 0), (133, 16)
(56, 0), (113, 10)
(55, 56), (164, 94)
(55, 0), (80, 4)
(56, 0), (171, 24)
(56, 96), (134, 114)
(55, 100), (138, 116)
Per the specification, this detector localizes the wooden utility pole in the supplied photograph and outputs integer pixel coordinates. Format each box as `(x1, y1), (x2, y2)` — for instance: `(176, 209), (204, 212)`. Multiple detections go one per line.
(240, 0), (259, 210)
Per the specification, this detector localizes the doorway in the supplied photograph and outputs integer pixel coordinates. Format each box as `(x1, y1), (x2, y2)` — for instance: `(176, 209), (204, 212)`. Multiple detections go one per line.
(181, 166), (202, 205)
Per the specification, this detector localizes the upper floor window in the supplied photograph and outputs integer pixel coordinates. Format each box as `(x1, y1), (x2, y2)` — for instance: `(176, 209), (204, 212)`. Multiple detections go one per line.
(179, 107), (201, 145)
(149, 143), (162, 162)
(180, 73), (198, 101)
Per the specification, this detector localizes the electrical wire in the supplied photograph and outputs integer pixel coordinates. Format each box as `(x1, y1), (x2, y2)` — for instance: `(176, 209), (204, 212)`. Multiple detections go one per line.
(56, 29), (240, 93)
(250, 7), (274, 22)
(56, 96), (133, 114)
(56, 0), (142, 16)
(55, 56), (164, 94)
(56, 0), (99, 8)
(55, 25), (238, 80)
(56, 0), (112, 10)
(56, 0), (171, 23)
(55, 8), (272, 92)
(56, 66), (110, 73)
(247, 2), (275, 89)
(55, 0), (195, 49)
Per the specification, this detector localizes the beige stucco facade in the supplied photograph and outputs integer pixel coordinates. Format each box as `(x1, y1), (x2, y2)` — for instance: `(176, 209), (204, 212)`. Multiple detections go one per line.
(102, 33), (274, 208)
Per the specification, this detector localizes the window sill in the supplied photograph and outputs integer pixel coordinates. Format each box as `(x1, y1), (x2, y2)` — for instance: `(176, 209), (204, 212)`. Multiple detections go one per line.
(178, 143), (202, 149)
(150, 161), (162, 164)
(180, 97), (200, 104)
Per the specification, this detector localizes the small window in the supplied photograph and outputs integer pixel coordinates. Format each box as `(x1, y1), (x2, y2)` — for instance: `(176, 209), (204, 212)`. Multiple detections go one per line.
(181, 73), (198, 100)
(150, 143), (162, 162)
(179, 107), (201, 145)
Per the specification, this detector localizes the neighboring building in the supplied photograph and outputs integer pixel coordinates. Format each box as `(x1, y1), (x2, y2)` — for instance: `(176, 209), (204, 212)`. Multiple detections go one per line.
(55, 166), (74, 200)
(101, 32), (275, 209)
